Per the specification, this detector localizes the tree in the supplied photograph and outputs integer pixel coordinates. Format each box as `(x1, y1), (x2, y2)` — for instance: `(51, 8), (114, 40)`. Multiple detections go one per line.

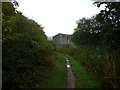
(94, 2), (120, 49)
(71, 16), (101, 47)
(2, 2), (56, 88)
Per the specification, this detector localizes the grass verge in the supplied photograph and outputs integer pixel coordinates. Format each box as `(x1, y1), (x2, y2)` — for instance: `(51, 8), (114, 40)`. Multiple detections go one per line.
(42, 53), (67, 88)
(66, 55), (100, 88)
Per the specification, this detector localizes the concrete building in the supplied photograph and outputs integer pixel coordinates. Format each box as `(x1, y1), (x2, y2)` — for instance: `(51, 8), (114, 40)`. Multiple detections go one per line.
(53, 33), (75, 47)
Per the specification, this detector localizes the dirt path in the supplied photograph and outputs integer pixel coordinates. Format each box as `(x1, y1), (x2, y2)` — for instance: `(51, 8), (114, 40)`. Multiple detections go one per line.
(65, 57), (75, 88)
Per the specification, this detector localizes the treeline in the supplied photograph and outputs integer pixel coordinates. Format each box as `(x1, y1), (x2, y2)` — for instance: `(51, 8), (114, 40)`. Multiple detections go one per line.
(60, 2), (120, 88)
(2, 2), (56, 89)
(72, 2), (120, 49)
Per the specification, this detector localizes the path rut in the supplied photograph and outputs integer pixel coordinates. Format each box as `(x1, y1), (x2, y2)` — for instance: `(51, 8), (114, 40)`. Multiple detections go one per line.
(65, 57), (75, 88)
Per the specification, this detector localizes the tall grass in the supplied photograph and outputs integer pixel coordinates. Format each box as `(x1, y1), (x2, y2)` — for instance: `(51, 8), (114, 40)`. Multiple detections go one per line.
(42, 53), (67, 88)
(66, 55), (99, 88)
(58, 46), (120, 88)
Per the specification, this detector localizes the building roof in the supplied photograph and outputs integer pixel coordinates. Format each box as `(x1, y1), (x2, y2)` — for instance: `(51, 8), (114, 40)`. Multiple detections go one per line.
(53, 33), (71, 38)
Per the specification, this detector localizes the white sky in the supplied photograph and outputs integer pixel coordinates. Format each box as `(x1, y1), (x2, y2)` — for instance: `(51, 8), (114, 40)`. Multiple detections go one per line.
(17, 0), (104, 37)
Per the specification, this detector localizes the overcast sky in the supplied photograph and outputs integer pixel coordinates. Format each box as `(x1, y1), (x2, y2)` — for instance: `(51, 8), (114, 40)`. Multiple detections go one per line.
(17, 0), (104, 37)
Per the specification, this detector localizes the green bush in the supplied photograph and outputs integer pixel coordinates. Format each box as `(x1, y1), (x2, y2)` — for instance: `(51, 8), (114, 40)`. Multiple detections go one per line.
(2, 2), (56, 88)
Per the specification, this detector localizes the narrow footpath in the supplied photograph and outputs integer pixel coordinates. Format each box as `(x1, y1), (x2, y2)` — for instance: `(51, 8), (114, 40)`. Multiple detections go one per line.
(65, 57), (75, 88)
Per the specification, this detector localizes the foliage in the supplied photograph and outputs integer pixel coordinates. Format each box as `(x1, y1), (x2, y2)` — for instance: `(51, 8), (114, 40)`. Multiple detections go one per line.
(94, 2), (120, 49)
(72, 2), (120, 50)
(70, 2), (120, 87)
(71, 17), (101, 47)
(58, 47), (120, 88)
(2, 2), (56, 89)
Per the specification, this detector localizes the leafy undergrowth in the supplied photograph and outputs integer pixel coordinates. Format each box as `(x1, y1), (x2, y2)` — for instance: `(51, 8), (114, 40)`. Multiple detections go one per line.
(42, 53), (67, 88)
(65, 55), (100, 88)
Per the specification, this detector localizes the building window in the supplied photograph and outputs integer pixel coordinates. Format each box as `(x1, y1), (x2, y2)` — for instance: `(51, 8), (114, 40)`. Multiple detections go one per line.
(67, 37), (69, 44)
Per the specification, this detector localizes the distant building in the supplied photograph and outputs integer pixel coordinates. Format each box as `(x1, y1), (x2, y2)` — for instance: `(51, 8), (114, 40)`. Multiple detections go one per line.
(53, 33), (75, 47)
(47, 36), (53, 40)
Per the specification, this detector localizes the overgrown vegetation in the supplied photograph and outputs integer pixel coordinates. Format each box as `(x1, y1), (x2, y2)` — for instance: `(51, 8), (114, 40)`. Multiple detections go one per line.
(42, 53), (67, 88)
(2, 2), (56, 89)
(2, 1), (120, 89)
(58, 47), (120, 88)
(58, 2), (120, 88)
(66, 55), (99, 88)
